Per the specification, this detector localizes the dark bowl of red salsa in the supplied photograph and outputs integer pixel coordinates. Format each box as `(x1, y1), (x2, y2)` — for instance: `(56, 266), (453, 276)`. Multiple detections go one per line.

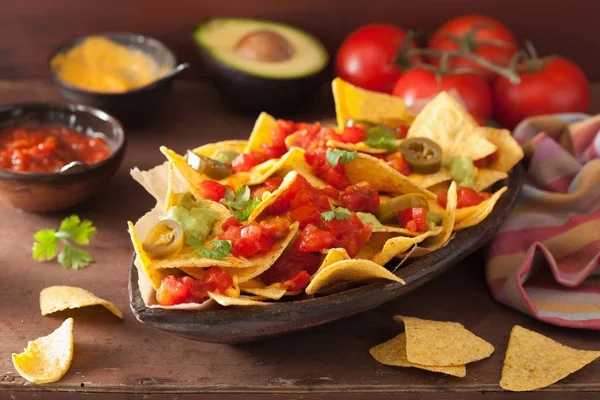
(0, 102), (126, 213)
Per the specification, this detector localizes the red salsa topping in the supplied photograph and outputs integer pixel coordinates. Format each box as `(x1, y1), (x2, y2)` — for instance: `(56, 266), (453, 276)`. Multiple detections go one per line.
(340, 182), (380, 214)
(219, 216), (290, 257)
(437, 186), (492, 209)
(397, 207), (428, 232)
(304, 147), (351, 190)
(199, 180), (230, 202)
(385, 152), (411, 176)
(260, 250), (323, 291)
(156, 267), (233, 306)
(0, 125), (110, 173)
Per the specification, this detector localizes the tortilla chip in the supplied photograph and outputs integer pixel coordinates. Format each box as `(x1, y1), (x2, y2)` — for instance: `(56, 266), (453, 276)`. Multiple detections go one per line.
(500, 325), (600, 392)
(424, 181), (457, 250)
(345, 153), (435, 199)
(40, 286), (123, 319)
(372, 228), (442, 265)
(454, 187), (507, 230)
(333, 77), (412, 131)
(305, 259), (404, 295)
(475, 127), (524, 172)
(408, 170), (452, 189)
(244, 112), (278, 153)
(317, 248), (351, 274)
(407, 92), (497, 160)
(128, 221), (176, 291)
(208, 292), (269, 306)
(191, 140), (247, 158)
(475, 169), (508, 192)
(394, 315), (494, 366)
(369, 333), (466, 377)
(325, 139), (389, 155)
(164, 162), (176, 213)
(248, 171), (298, 223)
(240, 284), (287, 300)
(222, 222), (300, 283)
(371, 226), (420, 236)
(153, 249), (255, 270)
(12, 318), (74, 384)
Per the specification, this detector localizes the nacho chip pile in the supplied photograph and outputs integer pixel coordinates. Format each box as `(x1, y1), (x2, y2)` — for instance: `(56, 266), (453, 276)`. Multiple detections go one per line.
(370, 316), (494, 377)
(128, 78), (522, 309)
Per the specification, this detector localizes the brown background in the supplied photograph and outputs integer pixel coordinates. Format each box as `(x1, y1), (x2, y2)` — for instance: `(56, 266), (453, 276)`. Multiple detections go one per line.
(1, 0), (599, 80)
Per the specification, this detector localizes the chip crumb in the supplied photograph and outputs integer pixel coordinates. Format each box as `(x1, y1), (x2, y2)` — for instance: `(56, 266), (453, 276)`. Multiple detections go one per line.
(500, 325), (600, 392)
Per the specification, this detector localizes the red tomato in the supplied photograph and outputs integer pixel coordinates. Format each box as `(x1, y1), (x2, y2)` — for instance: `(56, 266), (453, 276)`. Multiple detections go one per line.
(323, 213), (373, 257)
(337, 125), (367, 143)
(232, 152), (266, 173)
(304, 147), (351, 190)
(397, 207), (428, 232)
(386, 152), (411, 176)
(295, 224), (336, 253)
(283, 271), (312, 292)
(290, 204), (322, 228)
(392, 68), (493, 119)
(260, 250), (322, 287)
(336, 24), (420, 93)
(340, 182), (380, 214)
(428, 15), (518, 80)
(156, 275), (192, 306)
(492, 57), (590, 129)
(437, 187), (486, 209)
(220, 220), (290, 257)
(199, 180), (229, 202)
(196, 267), (234, 295)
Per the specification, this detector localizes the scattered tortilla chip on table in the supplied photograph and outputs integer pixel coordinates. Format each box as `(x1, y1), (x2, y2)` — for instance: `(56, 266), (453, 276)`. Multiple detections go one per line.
(370, 333), (466, 377)
(500, 325), (600, 392)
(394, 315), (494, 366)
(12, 318), (74, 384)
(40, 286), (123, 318)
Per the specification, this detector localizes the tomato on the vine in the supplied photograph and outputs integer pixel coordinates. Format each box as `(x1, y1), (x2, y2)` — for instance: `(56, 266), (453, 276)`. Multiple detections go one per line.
(492, 57), (590, 129)
(428, 15), (518, 80)
(336, 24), (420, 93)
(391, 68), (493, 119)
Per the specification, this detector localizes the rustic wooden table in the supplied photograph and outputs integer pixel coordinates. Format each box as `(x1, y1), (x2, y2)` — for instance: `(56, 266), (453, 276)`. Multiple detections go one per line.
(1, 81), (599, 400)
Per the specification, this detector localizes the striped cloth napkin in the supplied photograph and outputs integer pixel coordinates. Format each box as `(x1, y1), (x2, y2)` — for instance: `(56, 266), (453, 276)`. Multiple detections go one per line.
(486, 113), (600, 329)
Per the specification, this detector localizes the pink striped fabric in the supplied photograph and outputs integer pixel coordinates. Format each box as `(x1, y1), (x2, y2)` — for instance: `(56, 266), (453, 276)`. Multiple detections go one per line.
(486, 113), (600, 329)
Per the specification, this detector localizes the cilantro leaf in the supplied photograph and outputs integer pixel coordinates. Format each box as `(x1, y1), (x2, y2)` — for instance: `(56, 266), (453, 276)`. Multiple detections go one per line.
(326, 149), (357, 167)
(58, 215), (96, 244)
(321, 209), (351, 221)
(31, 216), (96, 269)
(222, 186), (260, 221)
(188, 237), (232, 260)
(32, 229), (58, 261)
(57, 242), (94, 270)
(365, 127), (399, 149)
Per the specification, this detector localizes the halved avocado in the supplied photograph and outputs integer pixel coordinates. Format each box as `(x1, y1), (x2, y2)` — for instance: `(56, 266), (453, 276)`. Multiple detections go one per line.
(192, 17), (329, 112)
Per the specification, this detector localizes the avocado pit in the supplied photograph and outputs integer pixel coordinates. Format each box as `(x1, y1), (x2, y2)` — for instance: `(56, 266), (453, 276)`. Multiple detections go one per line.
(235, 30), (295, 63)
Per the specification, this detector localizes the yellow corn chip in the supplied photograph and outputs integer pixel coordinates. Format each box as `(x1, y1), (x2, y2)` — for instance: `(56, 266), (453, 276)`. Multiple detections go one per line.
(454, 186), (507, 230)
(394, 315), (494, 366)
(408, 170), (452, 189)
(12, 318), (74, 384)
(164, 162), (176, 213)
(128, 221), (176, 291)
(372, 228), (442, 266)
(500, 325), (600, 392)
(369, 333), (466, 377)
(247, 170), (298, 223)
(191, 140), (247, 158)
(305, 259), (404, 295)
(208, 292), (269, 306)
(333, 77), (412, 131)
(424, 181), (457, 250)
(325, 139), (389, 154)
(244, 112), (278, 153)
(222, 222), (300, 283)
(475, 127), (524, 172)
(240, 284), (287, 300)
(475, 169), (508, 192)
(40, 286), (123, 319)
(407, 92), (497, 160)
(345, 153), (435, 198)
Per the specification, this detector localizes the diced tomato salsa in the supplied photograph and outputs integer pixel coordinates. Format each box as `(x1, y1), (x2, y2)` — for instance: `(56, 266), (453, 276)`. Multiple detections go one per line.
(304, 147), (351, 190)
(437, 186), (492, 209)
(0, 125), (110, 173)
(340, 182), (379, 214)
(397, 207), (428, 232)
(199, 180), (230, 202)
(219, 217), (290, 257)
(260, 250), (323, 291)
(385, 152), (411, 176)
(156, 267), (233, 306)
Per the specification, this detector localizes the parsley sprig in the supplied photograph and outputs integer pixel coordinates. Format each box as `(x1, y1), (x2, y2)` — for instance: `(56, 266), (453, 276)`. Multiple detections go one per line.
(326, 149), (357, 167)
(321, 209), (351, 221)
(222, 186), (261, 221)
(188, 237), (232, 260)
(365, 126), (399, 150)
(32, 215), (96, 269)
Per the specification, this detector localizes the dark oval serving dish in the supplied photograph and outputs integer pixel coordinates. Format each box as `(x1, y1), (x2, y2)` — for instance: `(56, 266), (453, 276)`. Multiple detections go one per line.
(129, 164), (523, 344)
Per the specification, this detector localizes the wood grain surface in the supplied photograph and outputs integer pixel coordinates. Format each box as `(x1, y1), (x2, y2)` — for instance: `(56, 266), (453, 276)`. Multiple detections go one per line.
(0, 80), (600, 399)
(1, 0), (600, 80)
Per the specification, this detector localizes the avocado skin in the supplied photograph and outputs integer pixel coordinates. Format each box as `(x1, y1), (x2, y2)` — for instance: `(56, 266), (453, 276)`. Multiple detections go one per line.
(193, 32), (327, 113)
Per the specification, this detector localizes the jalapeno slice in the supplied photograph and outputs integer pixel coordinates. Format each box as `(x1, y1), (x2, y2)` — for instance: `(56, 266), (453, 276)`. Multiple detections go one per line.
(186, 151), (232, 180)
(376, 193), (430, 222)
(346, 119), (399, 138)
(142, 219), (185, 259)
(398, 138), (443, 174)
